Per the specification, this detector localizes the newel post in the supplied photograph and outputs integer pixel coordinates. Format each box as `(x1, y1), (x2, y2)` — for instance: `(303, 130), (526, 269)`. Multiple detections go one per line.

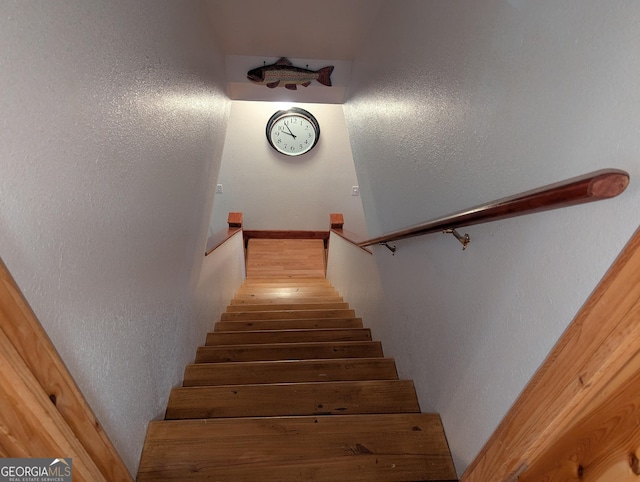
(329, 213), (344, 230)
(228, 212), (243, 228)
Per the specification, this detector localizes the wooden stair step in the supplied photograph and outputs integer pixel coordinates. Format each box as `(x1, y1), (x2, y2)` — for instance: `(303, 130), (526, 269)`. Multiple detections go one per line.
(236, 282), (333, 289)
(244, 272), (329, 285)
(220, 309), (356, 321)
(239, 280), (331, 287)
(246, 239), (326, 279)
(242, 278), (330, 285)
(234, 290), (340, 300)
(235, 286), (337, 293)
(247, 272), (328, 279)
(195, 341), (383, 363)
(166, 380), (420, 419)
(137, 413), (458, 482)
(182, 358), (399, 386)
(234, 286), (337, 292)
(226, 302), (349, 312)
(230, 295), (344, 305)
(214, 318), (364, 332)
(206, 328), (372, 345)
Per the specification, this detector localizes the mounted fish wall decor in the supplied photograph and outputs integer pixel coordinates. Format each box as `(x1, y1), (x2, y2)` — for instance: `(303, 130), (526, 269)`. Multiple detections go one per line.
(247, 57), (334, 90)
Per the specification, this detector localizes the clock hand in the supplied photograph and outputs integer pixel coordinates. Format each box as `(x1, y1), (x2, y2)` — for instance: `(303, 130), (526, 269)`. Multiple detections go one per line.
(284, 123), (297, 139)
(282, 131), (295, 138)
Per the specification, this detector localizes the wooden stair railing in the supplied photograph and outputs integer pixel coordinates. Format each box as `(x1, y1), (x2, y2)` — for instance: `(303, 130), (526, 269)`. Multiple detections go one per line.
(138, 240), (458, 481)
(0, 258), (132, 481)
(357, 168), (629, 249)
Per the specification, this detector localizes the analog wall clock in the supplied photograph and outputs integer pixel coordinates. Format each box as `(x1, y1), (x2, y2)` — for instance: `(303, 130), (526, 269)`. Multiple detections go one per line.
(266, 107), (320, 156)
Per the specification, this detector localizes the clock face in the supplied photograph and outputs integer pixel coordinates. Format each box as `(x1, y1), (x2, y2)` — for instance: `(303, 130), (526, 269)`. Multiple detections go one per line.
(266, 108), (320, 156)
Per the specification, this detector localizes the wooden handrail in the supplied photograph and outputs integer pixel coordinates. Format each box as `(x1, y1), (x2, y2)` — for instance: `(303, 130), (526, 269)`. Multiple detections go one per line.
(327, 214), (373, 254)
(358, 168), (629, 248)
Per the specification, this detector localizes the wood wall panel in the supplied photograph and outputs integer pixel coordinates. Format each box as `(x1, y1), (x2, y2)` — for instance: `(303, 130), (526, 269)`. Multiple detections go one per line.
(0, 258), (132, 481)
(520, 349), (640, 481)
(462, 226), (640, 482)
(0, 327), (105, 481)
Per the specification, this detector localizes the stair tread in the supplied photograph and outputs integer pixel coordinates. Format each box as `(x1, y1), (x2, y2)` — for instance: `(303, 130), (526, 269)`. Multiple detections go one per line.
(183, 357), (399, 386)
(195, 341), (383, 363)
(206, 328), (372, 345)
(137, 413), (458, 482)
(166, 380), (420, 419)
(246, 239), (326, 279)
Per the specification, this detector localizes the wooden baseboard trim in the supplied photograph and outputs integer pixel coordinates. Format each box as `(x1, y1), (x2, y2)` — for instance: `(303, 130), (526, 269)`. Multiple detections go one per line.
(243, 230), (330, 250)
(243, 230), (330, 240)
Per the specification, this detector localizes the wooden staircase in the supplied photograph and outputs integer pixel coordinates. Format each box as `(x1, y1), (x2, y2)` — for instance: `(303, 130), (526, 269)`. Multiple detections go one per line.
(137, 240), (457, 481)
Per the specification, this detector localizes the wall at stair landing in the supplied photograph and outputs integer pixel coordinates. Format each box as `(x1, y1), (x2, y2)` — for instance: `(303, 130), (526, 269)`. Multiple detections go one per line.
(0, 1), (230, 475)
(209, 101), (367, 236)
(344, 0), (640, 476)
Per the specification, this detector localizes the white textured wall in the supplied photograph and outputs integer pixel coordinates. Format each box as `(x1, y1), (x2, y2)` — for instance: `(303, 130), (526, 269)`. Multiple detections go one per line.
(209, 101), (367, 236)
(345, 0), (640, 475)
(0, 1), (232, 474)
(326, 234), (385, 340)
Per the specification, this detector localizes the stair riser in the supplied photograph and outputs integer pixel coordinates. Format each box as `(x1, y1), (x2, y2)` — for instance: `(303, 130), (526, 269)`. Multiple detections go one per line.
(195, 341), (383, 363)
(206, 329), (372, 345)
(230, 296), (343, 305)
(221, 309), (356, 321)
(166, 380), (420, 419)
(235, 285), (334, 291)
(234, 289), (338, 296)
(242, 277), (331, 282)
(226, 302), (349, 312)
(182, 358), (399, 386)
(242, 280), (330, 284)
(214, 318), (364, 331)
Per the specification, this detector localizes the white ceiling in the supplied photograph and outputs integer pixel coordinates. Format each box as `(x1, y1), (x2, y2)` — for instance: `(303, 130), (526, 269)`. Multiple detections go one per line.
(203, 0), (383, 103)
